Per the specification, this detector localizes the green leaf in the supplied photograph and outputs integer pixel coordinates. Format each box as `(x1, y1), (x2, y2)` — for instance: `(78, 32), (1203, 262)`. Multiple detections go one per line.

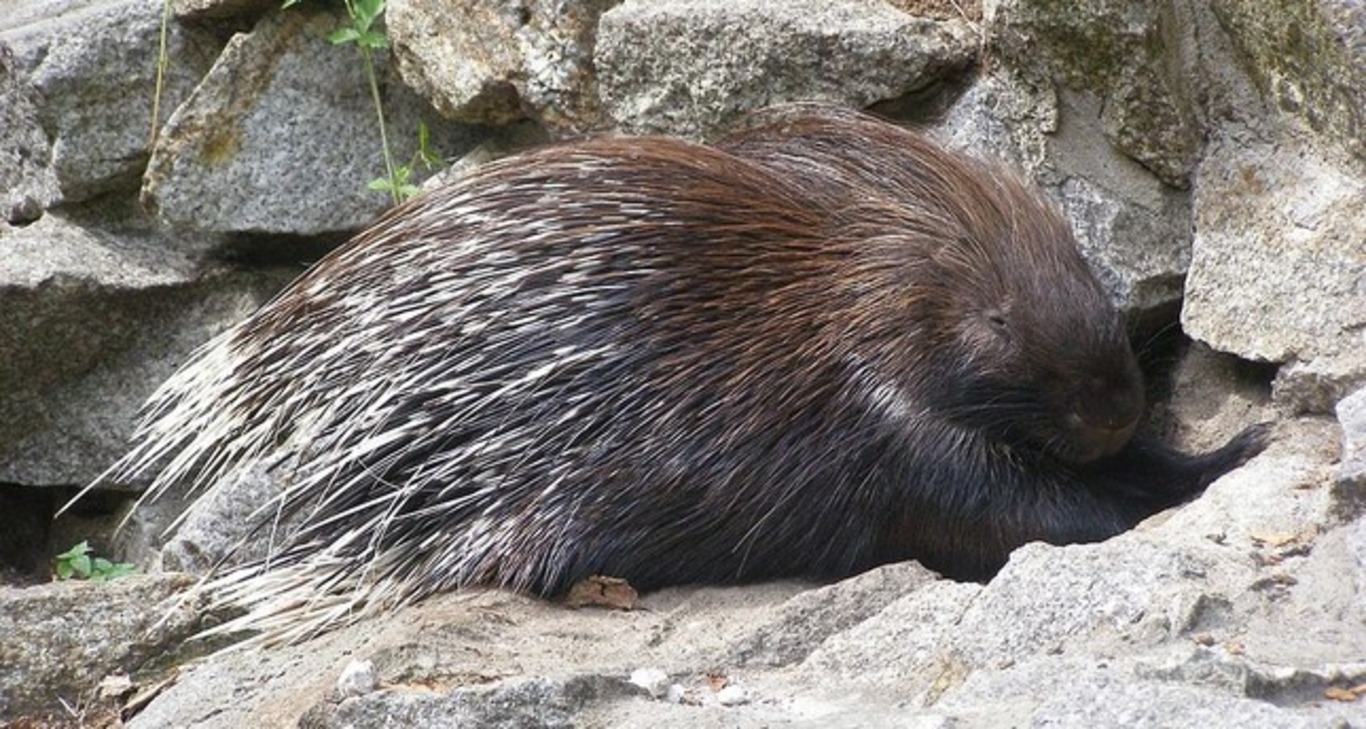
(368, 177), (394, 192)
(328, 27), (363, 46)
(56, 541), (91, 562)
(354, 0), (385, 24)
(70, 553), (92, 578)
(55, 561), (74, 580)
(356, 30), (388, 51)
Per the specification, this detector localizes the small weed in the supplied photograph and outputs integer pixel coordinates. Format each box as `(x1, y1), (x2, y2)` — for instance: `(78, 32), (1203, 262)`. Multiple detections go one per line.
(53, 541), (136, 582)
(288, 0), (430, 203)
(368, 120), (441, 200)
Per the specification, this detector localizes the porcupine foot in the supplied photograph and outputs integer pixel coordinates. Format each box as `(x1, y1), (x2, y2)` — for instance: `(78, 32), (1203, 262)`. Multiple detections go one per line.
(1083, 422), (1272, 511)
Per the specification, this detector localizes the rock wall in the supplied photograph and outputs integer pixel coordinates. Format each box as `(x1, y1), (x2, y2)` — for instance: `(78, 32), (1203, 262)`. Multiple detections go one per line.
(0, 0), (1362, 726)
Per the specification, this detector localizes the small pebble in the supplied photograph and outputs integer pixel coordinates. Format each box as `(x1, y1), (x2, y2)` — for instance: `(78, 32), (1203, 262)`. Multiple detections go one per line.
(716, 684), (750, 706)
(665, 683), (688, 704)
(629, 667), (671, 699)
(336, 659), (377, 697)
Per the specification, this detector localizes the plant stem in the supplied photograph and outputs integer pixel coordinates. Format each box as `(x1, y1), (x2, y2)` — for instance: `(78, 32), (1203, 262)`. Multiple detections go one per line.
(359, 45), (401, 205)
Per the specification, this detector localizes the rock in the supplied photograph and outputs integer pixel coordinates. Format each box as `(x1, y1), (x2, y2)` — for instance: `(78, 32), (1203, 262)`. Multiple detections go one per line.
(1210, 0), (1366, 160)
(171, 0), (276, 22)
(989, 0), (1202, 188)
(0, 0), (220, 206)
(1046, 98), (1195, 312)
(730, 561), (938, 668)
(596, 0), (978, 137)
(1156, 342), (1274, 454)
(714, 683), (749, 706)
(142, 6), (490, 237)
(0, 573), (201, 721)
(628, 667), (670, 699)
(0, 43), (58, 224)
(934, 652), (1354, 728)
(1334, 387), (1366, 521)
(387, 0), (616, 135)
(934, 67), (1195, 314)
(158, 451), (300, 574)
(335, 659), (377, 697)
(799, 579), (981, 686)
(1181, 135), (1366, 412)
(300, 674), (642, 729)
(0, 214), (295, 487)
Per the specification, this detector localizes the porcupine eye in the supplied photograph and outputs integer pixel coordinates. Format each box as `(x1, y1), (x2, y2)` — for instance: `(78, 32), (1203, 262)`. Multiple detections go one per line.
(984, 309), (1010, 340)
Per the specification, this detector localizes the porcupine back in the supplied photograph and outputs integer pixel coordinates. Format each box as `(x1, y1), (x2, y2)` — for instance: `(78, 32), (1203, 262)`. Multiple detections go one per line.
(90, 105), (1264, 644)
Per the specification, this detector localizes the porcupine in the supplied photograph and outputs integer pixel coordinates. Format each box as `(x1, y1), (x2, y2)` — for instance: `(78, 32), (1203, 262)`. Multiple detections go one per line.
(83, 104), (1267, 644)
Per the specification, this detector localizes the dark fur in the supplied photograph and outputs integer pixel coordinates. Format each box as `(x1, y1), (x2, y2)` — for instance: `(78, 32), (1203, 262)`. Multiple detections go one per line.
(100, 105), (1267, 634)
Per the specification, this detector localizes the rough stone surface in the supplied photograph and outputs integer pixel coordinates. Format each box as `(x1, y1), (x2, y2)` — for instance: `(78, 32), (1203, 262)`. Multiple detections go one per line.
(1046, 91), (1196, 312)
(159, 451), (300, 573)
(1335, 387), (1366, 522)
(0, 42), (58, 224)
(1181, 135), (1366, 412)
(142, 7), (490, 237)
(171, 0), (275, 21)
(1210, 0), (1366, 160)
(729, 561), (939, 668)
(0, 0), (219, 205)
(596, 0), (978, 137)
(0, 214), (296, 487)
(388, 0), (618, 135)
(989, 0), (1202, 188)
(0, 574), (204, 721)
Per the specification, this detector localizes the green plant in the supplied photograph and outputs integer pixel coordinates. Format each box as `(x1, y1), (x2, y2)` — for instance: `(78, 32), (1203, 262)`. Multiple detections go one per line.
(53, 541), (136, 582)
(369, 119), (441, 200)
(286, 0), (427, 204)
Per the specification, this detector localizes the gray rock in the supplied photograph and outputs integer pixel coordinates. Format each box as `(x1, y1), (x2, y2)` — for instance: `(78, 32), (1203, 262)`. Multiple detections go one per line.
(1210, 0), (1366, 160)
(1181, 136), (1366, 412)
(0, 0), (219, 205)
(596, 0), (977, 137)
(988, 0), (1202, 188)
(935, 655), (1356, 729)
(158, 452), (300, 573)
(0, 43), (58, 223)
(1157, 342), (1272, 455)
(0, 573), (202, 720)
(1048, 93), (1195, 312)
(300, 674), (643, 729)
(142, 7), (488, 237)
(1274, 355), (1366, 417)
(0, 214), (294, 486)
(171, 0), (275, 21)
(1334, 387), (1366, 521)
(799, 578), (981, 687)
(731, 561), (939, 668)
(629, 667), (671, 699)
(387, 0), (616, 135)
(335, 659), (377, 697)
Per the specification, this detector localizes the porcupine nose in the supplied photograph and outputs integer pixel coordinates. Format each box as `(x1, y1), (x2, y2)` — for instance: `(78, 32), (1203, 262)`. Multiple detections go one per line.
(1069, 376), (1144, 461)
